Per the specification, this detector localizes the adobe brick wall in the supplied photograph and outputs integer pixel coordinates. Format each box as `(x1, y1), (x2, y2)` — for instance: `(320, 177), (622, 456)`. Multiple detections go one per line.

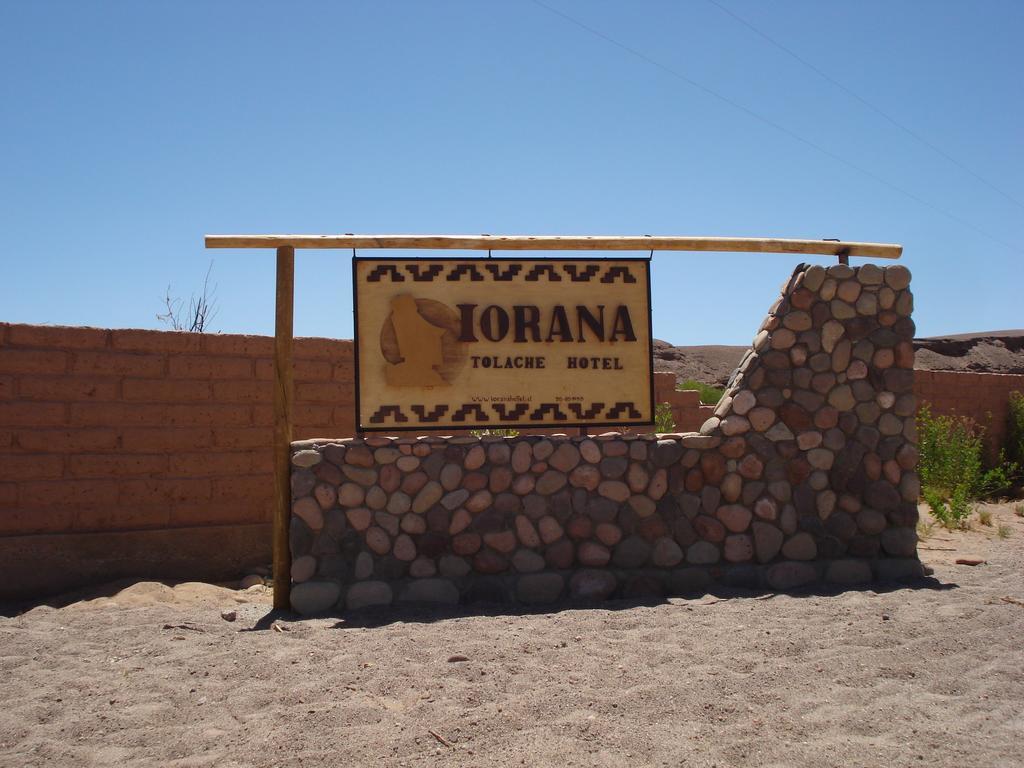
(0, 322), (356, 540)
(914, 370), (1024, 461)
(654, 374), (717, 432)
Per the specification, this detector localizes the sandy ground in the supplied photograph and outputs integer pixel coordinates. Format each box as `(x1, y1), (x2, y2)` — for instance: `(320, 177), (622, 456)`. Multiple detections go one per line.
(2, 503), (1023, 768)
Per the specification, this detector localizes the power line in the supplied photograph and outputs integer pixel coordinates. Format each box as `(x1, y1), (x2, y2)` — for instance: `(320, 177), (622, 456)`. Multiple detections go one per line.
(706, 0), (1024, 211)
(528, 0), (1021, 254)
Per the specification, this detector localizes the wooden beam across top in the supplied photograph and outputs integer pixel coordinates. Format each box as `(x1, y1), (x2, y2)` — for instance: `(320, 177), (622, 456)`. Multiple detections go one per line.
(204, 234), (902, 259)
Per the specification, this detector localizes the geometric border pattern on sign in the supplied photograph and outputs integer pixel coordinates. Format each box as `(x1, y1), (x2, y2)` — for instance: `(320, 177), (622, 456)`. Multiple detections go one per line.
(367, 401), (642, 425)
(365, 262), (638, 284)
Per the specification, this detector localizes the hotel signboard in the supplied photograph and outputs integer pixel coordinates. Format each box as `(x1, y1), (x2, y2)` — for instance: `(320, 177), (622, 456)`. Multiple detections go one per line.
(353, 257), (653, 431)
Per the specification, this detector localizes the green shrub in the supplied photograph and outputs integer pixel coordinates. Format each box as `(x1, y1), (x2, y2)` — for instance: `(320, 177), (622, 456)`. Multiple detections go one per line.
(918, 404), (1019, 529)
(976, 454), (1017, 499)
(677, 379), (725, 405)
(1006, 390), (1024, 469)
(654, 402), (676, 433)
(923, 485), (972, 530)
(917, 405), (985, 498)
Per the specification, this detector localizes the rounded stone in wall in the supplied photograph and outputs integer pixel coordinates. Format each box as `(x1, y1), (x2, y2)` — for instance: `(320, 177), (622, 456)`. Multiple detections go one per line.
(398, 578), (460, 605)
(628, 495), (656, 518)
(474, 549), (509, 574)
(396, 455), (420, 473)
(724, 534), (754, 563)
(354, 551), (374, 580)
(441, 489), (470, 510)
(612, 536), (651, 568)
(652, 439), (683, 467)
(545, 539), (575, 569)
(533, 439), (555, 461)
(732, 389), (756, 415)
(595, 522), (623, 546)
(884, 265), (911, 290)
(409, 557), (436, 579)
(569, 570), (618, 601)
(512, 549), (546, 573)
(771, 328), (796, 350)
(386, 491), (412, 515)
(291, 580), (342, 615)
(345, 581), (393, 611)
(487, 442), (511, 465)
(291, 450), (321, 468)
(439, 554), (471, 578)
(652, 537), (684, 567)
(836, 280), (861, 304)
(322, 444), (347, 467)
(537, 471), (568, 495)
(781, 532), (816, 560)
(346, 507), (372, 531)
(754, 496), (779, 521)
(802, 265), (826, 291)
(602, 439), (629, 458)
(464, 445), (486, 470)
(291, 469), (316, 499)
(858, 263), (883, 285)
(716, 504), (752, 533)
(686, 541), (720, 565)
(881, 527), (917, 557)
(549, 443), (581, 472)
(511, 474), (535, 495)
(448, 508), (471, 535)
(598, 481), (631, 502)
(516, 573), (565, 605)
(313, 483), (336, 510)
(439, 464), (463, 491)
(579, 439), (601, 464)
(748, 407), (775, 432)
(365, 486), (387, 511)
(292, 497), (324, 531)
(393, 533), (417, 561)
(290, 555), (317, 583)
(826, 559), (872, 585)
(374, 511), (399, 536)
(693, 515), (725, 542)
(578, 541), (611, 567)
(752, 522), (784, 563)
(538, 516), (564, 544)
(366, 526), (391, 555)
(511, 442), (533, 472)
(765, 561), (817, 590)
(784, 311), (813, 332)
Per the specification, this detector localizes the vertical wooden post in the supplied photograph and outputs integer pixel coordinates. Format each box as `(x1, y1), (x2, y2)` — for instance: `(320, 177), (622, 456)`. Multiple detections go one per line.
(272, 246), (295, 610)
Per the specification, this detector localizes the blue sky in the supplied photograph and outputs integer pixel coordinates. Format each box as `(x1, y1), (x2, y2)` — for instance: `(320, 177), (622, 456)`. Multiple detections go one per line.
(1, 1), (1020, 345)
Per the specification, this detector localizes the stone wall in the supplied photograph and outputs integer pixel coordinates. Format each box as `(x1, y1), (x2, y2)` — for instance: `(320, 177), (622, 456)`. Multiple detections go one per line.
(287, 263), (923, 614)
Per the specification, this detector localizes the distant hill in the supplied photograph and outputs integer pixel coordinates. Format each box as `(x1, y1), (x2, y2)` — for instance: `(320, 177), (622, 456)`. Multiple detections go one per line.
(913, 330), (1024, 375)
(654, 330), (1024, 387)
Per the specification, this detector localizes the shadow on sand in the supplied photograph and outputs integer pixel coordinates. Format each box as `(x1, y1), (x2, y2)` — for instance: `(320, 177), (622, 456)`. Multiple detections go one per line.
(237, 573), (956, 631)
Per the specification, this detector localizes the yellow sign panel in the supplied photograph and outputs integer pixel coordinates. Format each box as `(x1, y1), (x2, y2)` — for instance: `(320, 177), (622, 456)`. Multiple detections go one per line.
(353, 258), (653, 431)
